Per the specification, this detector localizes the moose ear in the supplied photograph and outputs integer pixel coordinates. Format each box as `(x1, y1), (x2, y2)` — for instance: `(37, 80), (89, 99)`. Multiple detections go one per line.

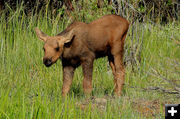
(61, 29), (75, 43)
(35, 28), (48, 42)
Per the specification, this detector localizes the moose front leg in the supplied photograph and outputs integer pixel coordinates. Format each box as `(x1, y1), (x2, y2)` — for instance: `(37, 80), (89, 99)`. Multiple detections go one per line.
(82, 59), (94, 95)
(62, 66), (75, 97)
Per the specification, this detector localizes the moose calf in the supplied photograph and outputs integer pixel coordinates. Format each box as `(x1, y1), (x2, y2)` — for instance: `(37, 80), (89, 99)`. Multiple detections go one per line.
(35, 15), (129, 96)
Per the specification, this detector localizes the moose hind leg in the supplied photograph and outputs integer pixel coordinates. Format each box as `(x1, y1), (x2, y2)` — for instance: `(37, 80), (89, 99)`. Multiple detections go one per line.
(108, 54), (116, 76)
(111, 36), (126, 96)
(109, 53), (125, 96)
(113, 54), (125, 96)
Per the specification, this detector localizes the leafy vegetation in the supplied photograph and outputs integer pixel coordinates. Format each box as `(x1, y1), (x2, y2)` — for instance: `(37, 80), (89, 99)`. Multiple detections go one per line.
(0, 0), (179, 119)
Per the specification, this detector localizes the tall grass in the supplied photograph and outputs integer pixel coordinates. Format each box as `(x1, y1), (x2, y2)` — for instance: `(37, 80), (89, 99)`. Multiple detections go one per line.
(0, 1), (180, 119)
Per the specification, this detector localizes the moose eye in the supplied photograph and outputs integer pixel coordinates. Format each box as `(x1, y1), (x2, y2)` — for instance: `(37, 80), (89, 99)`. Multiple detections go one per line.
(55, 47), (59, 51)
(43, 48), (45, 51)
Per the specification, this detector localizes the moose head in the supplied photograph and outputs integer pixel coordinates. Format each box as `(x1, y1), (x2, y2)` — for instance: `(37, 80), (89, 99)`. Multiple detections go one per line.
(35, 28), (74, 67)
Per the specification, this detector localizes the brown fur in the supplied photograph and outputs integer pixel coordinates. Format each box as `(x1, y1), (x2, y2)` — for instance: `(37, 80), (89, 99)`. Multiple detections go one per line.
(35, 15), (129, 96)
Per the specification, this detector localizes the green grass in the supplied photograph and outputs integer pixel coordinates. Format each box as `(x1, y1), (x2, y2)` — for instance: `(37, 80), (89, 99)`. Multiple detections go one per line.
(0, 3), (180, 119)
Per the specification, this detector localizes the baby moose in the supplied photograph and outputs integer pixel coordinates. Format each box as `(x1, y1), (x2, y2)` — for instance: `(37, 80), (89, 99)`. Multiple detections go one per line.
(35, 15), (129, 97)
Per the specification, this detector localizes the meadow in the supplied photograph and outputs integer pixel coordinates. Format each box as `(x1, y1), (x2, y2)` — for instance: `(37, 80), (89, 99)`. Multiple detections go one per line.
(0, 1), (180, 119)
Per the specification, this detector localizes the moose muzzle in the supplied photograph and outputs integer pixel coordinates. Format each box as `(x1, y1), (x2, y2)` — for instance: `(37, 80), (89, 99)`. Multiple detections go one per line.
(43, 58), (52, 67)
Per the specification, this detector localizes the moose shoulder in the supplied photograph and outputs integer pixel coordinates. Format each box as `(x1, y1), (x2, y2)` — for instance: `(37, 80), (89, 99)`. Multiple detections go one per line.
(35, 15), (129, 96)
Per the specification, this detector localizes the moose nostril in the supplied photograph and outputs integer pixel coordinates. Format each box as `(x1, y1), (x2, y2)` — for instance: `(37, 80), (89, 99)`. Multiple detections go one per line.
(47, 59), (51, 64)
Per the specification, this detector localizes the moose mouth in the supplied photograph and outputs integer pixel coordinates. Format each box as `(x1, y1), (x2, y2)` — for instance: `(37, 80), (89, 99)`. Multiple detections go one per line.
(44, 63), (52, 67)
